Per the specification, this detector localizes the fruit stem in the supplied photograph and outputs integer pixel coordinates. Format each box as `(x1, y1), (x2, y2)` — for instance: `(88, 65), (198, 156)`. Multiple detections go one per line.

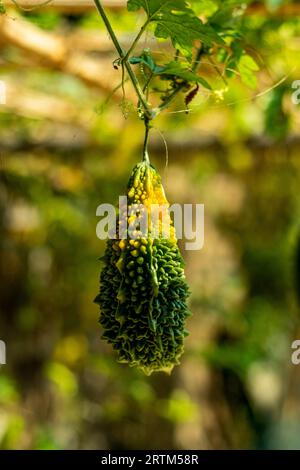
(143, 118), (151, 164)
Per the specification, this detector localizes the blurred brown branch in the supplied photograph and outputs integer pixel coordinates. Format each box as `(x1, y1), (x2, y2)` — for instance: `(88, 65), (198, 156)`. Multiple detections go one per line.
(2, 79), (92, 124)
(3, 0), (300, 15)
(4, 0), (125, 12)
(0, 14), (133, 99)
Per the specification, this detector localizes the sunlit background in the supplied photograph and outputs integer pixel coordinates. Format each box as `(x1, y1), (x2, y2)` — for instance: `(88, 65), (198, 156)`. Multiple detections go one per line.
(0, 0), (300, 450)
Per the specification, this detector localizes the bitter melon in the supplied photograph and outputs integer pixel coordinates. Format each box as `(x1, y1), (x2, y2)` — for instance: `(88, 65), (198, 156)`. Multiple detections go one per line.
(95, 161), (190, 375)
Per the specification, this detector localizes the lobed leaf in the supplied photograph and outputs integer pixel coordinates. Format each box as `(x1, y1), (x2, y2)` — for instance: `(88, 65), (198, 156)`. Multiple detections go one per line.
(127, 0), (224, 58)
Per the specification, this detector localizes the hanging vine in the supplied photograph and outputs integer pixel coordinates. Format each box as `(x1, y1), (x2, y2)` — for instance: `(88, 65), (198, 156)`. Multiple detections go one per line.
(94, 0), (260, 374)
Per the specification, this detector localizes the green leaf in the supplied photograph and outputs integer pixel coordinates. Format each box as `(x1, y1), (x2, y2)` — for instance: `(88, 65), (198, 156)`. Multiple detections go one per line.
(127, 0), (224, 59)
(129, 50), (157, 72)
(239, 54), (259, 72)
(190, 0), (219, 17)
(0, 0), (6, 14)
(210, 0), (253, 27)
(237, 54), (259, 89)
(157, 61), (212, 89)
(264, 85), (289, 140)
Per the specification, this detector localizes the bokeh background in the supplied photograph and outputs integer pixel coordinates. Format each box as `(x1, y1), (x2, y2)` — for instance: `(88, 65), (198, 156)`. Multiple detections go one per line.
(1, 0), (300, 450)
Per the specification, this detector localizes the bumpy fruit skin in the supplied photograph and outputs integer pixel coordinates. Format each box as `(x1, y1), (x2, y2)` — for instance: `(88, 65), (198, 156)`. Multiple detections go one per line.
(95, 161), (190, 375)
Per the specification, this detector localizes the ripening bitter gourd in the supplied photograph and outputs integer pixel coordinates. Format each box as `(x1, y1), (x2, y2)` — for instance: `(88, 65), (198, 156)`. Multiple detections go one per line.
(95, 160), (190, 375)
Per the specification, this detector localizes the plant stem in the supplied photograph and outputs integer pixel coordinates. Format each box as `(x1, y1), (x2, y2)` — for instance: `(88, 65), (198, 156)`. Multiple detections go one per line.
(123, 20), (150, 62)
(142, 118), (151, 163)
(156, 84), (186, 114)
(93, 0), (153, 120)
(192, 45), (204, 72)
(207, 55), (228, 85)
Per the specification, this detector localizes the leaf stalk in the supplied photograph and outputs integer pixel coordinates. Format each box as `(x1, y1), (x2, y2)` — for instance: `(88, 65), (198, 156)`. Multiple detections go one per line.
(93, 0), (153, 120)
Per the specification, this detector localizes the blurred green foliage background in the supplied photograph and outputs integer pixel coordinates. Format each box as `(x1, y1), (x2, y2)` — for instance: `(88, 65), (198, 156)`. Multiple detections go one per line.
(0, 0), (300, 450)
